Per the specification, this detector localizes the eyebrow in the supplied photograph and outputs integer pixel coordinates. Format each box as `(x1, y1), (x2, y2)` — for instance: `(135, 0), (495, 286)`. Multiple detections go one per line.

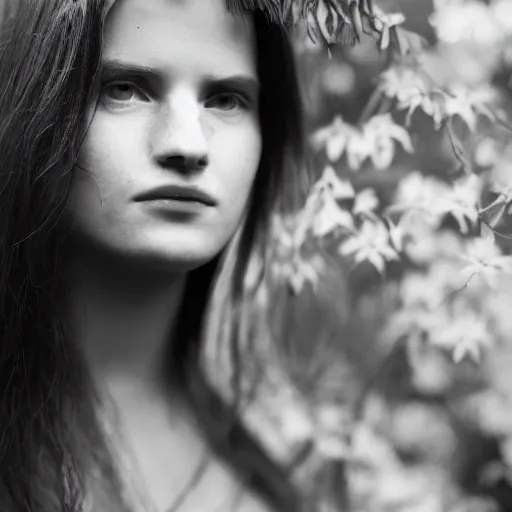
(101, 59), (260, 95)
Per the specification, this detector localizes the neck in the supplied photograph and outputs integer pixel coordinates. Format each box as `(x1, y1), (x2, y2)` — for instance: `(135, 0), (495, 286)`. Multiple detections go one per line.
(62, 247), (188, 400)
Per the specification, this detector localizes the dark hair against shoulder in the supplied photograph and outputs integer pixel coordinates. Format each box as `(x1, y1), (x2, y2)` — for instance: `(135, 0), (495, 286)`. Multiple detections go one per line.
(0, 1), (309, 511)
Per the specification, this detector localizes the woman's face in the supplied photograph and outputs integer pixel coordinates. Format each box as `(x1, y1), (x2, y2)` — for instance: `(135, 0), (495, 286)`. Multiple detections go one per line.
(70, 0), (261, 272)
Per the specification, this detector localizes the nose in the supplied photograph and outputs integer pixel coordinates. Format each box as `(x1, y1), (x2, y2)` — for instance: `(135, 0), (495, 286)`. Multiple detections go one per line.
(151, 90), (209, 174)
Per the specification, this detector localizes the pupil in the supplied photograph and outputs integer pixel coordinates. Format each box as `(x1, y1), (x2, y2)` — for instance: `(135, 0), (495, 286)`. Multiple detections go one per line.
(113, 84), (133, 100)
(221, 95), (235, 108)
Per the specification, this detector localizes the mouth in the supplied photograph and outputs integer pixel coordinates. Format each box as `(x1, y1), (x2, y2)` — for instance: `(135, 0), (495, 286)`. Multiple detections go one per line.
(133, 185), (217, 207)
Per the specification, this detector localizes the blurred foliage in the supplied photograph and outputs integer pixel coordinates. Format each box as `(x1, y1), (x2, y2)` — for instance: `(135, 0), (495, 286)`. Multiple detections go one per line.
(206, 1), (512, 510)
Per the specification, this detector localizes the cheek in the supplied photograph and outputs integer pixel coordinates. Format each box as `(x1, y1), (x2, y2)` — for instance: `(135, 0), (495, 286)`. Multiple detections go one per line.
(71, 125), (138, 236)
(214, 125), (262, 214)
(78, 120), (140, 186)
(75, 115), (146, 201)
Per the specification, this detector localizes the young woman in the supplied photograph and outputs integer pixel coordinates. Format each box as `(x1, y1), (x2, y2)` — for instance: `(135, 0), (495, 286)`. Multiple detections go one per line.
(0, 0), (349, 510)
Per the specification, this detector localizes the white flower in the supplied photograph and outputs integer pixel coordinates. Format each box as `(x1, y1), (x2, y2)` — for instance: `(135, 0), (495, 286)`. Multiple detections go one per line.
(310, 115), (355, 162)
(345, 131), (372, 170)
(392, 172), (481, 234)
(363, 114), (414, 169)
(459, 235), (512, 288)
(339, 220), (400, 274)
(371, 8), (406, 50)
(352, 188), (379, 217)
(392, 171), (449, 221)
(379, 66), (446, 127)
(379, 66), (429, 104)
(346, 115), (409, 170)
(444, 174), (481, 233)
(269, 214), (326, 293)
(444, 84), (497, 132)
(311, 165), (355, 201)
(311, 192), (354, 237)
(380, 65), (498, 130)
(429, 305), (492, 363)
(311, 114), (413, 170)
(270, 252), (325, 295)
(290, 254), (326, 294)
(304, 167), (355, 238)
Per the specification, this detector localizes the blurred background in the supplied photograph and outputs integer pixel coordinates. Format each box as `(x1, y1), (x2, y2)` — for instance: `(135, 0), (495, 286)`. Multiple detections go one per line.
(208, 1), (512, 511)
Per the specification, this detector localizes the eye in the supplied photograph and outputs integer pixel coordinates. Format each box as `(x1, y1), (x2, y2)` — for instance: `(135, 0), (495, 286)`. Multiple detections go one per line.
(101, 83), (147, 103)
(205, 93), (248, 112)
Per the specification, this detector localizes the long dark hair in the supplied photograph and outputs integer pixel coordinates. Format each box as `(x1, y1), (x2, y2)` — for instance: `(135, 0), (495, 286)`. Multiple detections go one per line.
(0, 0), (309, 511)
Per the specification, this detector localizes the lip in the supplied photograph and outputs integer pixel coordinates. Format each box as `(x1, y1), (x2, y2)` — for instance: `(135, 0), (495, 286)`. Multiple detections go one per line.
(133, 185), (217, 207)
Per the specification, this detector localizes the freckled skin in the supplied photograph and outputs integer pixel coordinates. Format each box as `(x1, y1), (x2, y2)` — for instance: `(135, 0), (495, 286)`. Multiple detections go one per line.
(70, 0), (262, 273)
(69, 2), (271, 510)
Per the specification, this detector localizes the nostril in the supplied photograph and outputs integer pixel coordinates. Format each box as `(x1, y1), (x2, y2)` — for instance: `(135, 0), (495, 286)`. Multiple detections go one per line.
(159, 154), (209, 172)
(196, 156), (208, 168)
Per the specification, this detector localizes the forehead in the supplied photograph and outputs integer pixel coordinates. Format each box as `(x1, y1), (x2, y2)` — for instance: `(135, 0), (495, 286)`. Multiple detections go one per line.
(103, 0), (257, 79)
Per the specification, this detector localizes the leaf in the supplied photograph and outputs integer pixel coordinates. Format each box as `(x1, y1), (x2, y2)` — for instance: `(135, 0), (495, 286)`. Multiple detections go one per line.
(371, 136), (395, 170)
(450, 209), (474, 234)
(311, 116), (351, 161)
(350, 0), (363, 41)
(366, 251), (387, 275)
(282, 0), (294, 23)
(445, 120), (471, 172)
(394, 27), (427, 56)
(480, 222), (497, 243)
(386, 217), (405, 252)
(353, 188), (380, 216)
(389, 123), (414, 153)
(312, 165), (355, 200)
(379, 23), (390, 50)
(313, 192), (355, 237)
(346, 133), (371, 170)
(326, 167), (356, 200)
(327, 134), (347, 162)
(339, 220), (400, 273)
(486, 202), (507, 229)
(453, 340), (481, 364)
(385, 12), (406, 27)
(445, 98), (478, 133)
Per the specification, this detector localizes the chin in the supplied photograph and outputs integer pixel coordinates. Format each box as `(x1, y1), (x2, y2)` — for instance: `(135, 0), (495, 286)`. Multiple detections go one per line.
(128, 238), (227, 274)
(132, 223), (236, 272)
(66, 229), (226, 277)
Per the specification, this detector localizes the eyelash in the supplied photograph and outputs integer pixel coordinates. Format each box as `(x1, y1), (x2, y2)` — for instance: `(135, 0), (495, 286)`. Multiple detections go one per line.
(100, 81), (252, 112)
(100, 82), (148, 104)
(204, 93), (250, 111)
